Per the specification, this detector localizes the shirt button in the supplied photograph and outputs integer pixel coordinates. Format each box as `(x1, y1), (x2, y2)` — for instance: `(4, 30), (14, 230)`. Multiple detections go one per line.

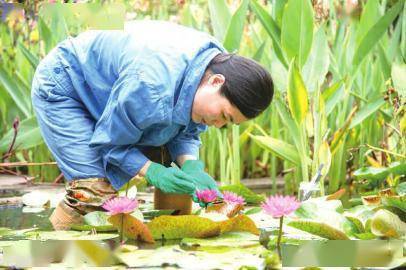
(54, 67), (61, 74)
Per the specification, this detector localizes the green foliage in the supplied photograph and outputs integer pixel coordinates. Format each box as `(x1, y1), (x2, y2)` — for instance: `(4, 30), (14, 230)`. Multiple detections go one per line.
(219, 183), (265, 204)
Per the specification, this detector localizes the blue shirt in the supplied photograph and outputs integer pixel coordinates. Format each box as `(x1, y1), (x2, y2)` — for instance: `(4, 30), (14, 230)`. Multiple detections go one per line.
(55, 21), (225, 189)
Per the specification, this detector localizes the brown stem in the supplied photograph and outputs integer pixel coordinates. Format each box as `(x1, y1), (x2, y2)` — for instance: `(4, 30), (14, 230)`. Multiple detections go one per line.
(2, 117), (19, 161)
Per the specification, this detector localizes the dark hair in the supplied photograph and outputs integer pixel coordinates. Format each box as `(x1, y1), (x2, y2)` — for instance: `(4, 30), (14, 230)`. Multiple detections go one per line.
(206, 53), (274, 119)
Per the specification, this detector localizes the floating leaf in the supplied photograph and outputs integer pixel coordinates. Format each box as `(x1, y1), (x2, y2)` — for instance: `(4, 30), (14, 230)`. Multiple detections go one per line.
(84, 211), (111, 227)
(147, 215), (221, 240)
(24, 230), (117, 240)
(219, 184), (265, 204)
(181, 232), (259, 250)
(244, 207), (262, 215)
(108, 213), (154, 243)
(217, 214), (260, 235)
(370, 209), (406, 238)
(288, 220), (350, 240)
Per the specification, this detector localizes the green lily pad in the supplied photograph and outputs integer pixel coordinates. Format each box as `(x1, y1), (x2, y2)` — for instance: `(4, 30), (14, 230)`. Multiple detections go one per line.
(181, 232), (259, 251)
(147, 215), (221, 240)
(70, 224), (116, 232)
(244, 207), (262, 215)
(288, 220), (350, 240)
(24, 230), (118, 240)
(370, 209), (406, 238)
(84, 211), (111, 226)
(220, 184), (265, 204)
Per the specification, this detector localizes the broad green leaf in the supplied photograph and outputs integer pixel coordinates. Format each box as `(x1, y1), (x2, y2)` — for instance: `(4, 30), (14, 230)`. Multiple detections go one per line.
(381, 197), (406, 213)
(323, 80), (344, 115)
(303, 27), (330, 92)
(353, 1), (404, 68)
(17, 42), (39, 70)
(252, 41), (266, 62)
(287, 59), (309, 124)
(0, 116), (43, 152)
(353, 166), (389, 181)
(396, 182), (406, 196)
(288, 220), (350, 240)
(250, 135), (301, 165)
(391, 63), (406, 96)
(281, 0), (314, 67)
(220, 183), (265, 204)
(208, 0), (231, 42)
(344, 215), (365, 233)
(84, 211), (111, 227)
(147, 215), (221, 240)
(356, 0), (380, 45)
(274, 98), (300, 143)
(349, 98), (386, 129)
(223, 0), (249, 52)
(250, 0), (288, 68)
(38, 17), (53, 53)
(377, 43), (391, 80)
(0, 66), (31, 117)
(273, 0), (288, 27)
(388, 161), (406, 176)
(370, 209), (406, 238)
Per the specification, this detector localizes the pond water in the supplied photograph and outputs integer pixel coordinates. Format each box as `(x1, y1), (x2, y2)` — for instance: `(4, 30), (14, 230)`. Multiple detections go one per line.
(0, 205), (54, 231)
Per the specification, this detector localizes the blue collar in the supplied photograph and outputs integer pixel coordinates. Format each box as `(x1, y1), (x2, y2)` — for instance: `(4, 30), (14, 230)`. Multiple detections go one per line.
(172, 48), (222, 126)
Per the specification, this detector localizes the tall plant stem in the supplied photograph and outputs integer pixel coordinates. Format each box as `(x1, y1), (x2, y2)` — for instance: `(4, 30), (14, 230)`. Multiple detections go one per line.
(277, 216), (284, 260)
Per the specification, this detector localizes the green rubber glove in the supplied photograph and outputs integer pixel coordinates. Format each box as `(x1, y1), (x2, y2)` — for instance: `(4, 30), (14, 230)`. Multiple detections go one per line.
(181, 160), (222, 203)
(145, 162), (196, 195)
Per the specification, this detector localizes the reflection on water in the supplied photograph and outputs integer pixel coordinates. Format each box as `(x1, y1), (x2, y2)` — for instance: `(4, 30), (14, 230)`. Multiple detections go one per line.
(0, 205), (54, 230)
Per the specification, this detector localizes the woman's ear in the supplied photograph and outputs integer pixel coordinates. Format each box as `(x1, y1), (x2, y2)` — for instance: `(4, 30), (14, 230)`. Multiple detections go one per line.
(208, 73), (225, 87)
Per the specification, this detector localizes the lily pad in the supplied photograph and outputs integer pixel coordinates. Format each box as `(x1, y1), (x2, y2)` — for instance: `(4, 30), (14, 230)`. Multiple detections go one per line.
(220, 184), (265, 204)
(108, 213), (154, 243)
(24, 230), (117, 240)
(84, 211), (111, 226)
(147, 215), (221, 240)
(370, 209), (406, 238)
(181, 232), (259, 250)
(244, 207), (262, 215)
(70, 224), (116, 232)
(288, 220), (350, 240)
(217, 214), (260, 235)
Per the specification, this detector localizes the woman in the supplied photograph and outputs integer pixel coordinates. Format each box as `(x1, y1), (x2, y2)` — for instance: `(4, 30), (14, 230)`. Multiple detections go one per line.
(31, 20), (273, 229)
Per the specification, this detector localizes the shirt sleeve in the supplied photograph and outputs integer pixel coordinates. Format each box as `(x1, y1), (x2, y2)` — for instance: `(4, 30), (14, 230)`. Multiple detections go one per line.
(89, 67), (167, 190)
(166, 121), (207, 161)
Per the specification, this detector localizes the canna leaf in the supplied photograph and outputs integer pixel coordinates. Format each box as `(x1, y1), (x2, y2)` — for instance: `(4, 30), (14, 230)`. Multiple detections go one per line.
(223, 0), (249, 52)
(208, 0), (231, 42)
(250, 0), (287, 68)
(353, 0), (404, 68)
(391, 63), (406, 97)
(250, 135), (301, 165)
(287, 59), (309, 124)
(281, 0), (314, 67)
(349, 98), (386, 129)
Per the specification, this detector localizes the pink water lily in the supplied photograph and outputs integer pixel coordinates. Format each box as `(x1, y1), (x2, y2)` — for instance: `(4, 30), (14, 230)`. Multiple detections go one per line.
(102, 196), (138, 215)
(261, 195), (301, 218)
(196, 189), (218, 203)
(223, 191), (245, 205)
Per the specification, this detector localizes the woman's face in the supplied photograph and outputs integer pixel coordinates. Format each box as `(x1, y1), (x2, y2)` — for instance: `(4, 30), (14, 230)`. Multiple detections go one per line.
(191, 74), (247, 128)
